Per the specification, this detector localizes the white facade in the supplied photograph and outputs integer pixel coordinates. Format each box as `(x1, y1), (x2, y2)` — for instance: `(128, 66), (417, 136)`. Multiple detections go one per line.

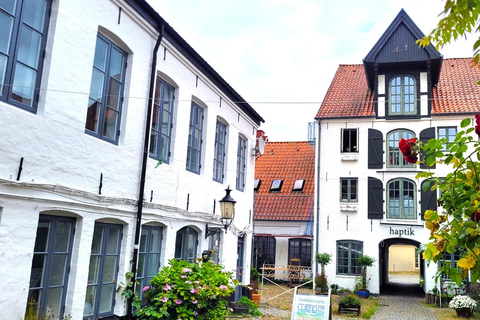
(0, 0), (262, 319)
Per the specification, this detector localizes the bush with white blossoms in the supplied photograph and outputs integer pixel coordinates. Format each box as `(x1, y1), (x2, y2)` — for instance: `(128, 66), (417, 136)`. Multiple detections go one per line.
(449, 295), (477, 310)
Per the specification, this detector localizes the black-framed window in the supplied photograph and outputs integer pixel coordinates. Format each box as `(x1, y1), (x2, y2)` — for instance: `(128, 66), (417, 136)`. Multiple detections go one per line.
(84, 223), (122, 319)
(438, 127), (456, 151)
(253, 236), (276, 269)
(292, 179), (305, 192)
(337, 240), (362, 275)
(387, 129), (415, 167)
(85, 34), (127, 144)
(270, 179), (282, 192)
(340, 178), (358, 202)
(174, 226), (198, 262)
(288, 238), (311, 267)
(254, 179), (261, 192)
(213, 120), (227, 183)
(186, 102), (203, 174)
(27, 215), (75, 319)
(387, 178), (416, 219)
(389, 75), (416, 116)
(236, 136), (246, 191)
(0, 0), (52, 112)
(137, 226), (163, 300)
(150, 77), (174, 163)
(341, 128), (358, 152)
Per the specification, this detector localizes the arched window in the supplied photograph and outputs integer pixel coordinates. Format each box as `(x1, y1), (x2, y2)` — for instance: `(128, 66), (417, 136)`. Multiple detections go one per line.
(387, 129), (415, 167)
(389, 75), (416, 116)
(387, 178), (416, 219)
(174, 227), (198, 262)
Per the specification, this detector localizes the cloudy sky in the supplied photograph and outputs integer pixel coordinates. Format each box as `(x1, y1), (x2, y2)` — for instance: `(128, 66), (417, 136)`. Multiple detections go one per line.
(148, 0), (475, 141)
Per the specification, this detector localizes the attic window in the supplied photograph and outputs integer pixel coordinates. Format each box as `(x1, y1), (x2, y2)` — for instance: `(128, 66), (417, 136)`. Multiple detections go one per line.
(254, 179), (261, 192)
(292, 180), (305, 192)
(270, 179), (282, 192)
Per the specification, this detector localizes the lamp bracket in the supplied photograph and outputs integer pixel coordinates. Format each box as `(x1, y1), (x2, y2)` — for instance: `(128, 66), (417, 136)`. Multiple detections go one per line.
(205, 223), (222, 239)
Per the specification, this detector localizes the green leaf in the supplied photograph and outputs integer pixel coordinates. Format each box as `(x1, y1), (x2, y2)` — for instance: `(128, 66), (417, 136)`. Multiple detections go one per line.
(422, 180), (431, 192)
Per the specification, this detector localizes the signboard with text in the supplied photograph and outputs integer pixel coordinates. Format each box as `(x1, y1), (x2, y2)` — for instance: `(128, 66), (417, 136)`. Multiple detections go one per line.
(291, 289), (331, 320)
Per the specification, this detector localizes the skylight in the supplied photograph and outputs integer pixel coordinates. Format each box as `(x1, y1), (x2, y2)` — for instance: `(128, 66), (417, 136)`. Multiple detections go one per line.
(254, 179), (261, 192)
(292, 179), (305, 192)
(270, 179), (282, 192)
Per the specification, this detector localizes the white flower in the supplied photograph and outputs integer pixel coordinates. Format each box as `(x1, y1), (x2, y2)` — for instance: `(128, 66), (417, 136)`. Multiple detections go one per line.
(449, 295), (477, 310)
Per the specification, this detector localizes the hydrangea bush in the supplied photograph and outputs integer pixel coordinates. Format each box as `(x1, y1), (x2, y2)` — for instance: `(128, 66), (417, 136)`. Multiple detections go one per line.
(133, 259), (238, 319)
(449, 295), (477, 310)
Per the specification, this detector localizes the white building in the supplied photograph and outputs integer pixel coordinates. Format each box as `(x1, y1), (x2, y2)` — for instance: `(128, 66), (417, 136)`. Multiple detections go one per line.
(314, 10), (480, 295)
(0, 0), (263, 319)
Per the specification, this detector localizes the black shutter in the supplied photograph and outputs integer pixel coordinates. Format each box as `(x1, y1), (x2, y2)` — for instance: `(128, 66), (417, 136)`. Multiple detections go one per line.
(421, 180), (437, 220)
(368, 177), (383, 219)
(368, 129), (383, 169)
(420, 127), (436, 169)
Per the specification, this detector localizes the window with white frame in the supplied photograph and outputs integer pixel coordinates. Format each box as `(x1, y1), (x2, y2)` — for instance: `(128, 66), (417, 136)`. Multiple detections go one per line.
(387, 178), (416, 219)
(213, 120), (227, 183)
(389, 75), (416, 116)
(150, 77), (174, 163)
(337, 240), (363, 275)
(236, 136), (246, 191)
(341, 128), (358, 152)
(340, 178), (358, 202)
(0, 0), (52, 112)
(85, 34), (127, 144)
(438, 127), (456, 151)
(387, 129), (415, 167)
(186, 102), (204, 174)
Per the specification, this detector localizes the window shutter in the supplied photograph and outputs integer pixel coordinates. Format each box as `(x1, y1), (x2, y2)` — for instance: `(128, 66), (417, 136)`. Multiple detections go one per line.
(340, 128), (344, 152)
(420, 127), (436, 169)
(368, 129), (383, 169)
(421, 180), (437, 220)
(368, 177), (383, 219)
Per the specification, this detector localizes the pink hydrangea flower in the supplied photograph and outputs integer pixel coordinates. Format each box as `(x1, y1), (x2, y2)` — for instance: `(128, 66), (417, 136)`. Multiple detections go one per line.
(181, 275), (187, 278)
(185, 280), (192, 284)
(163, 284), (171, 291)
(160, 297), (168, 303)
(142, 286), (149, 291)
(190, 288), (198, 294)
(220, 285), (228, 290)
(195, 281), (200, 284)
(175, 299), (182, 304)
(194, 311), (198, 316)
(182, 268), (192, 273)
(192, 300), (198, 304)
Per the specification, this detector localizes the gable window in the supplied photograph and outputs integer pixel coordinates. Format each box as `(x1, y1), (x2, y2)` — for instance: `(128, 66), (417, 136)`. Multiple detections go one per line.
(270, 179), (282, 192)
(186, 102), (204, 174)
(1, 0), (52, 112)
(337, 240), (362, 275)
(85, 34), (127, 144)
(253, 236), (276, 269)
(28, 215), (75, 319)
(150, 77), (174, 163)
(438, 127), (456, 151)
(387, 178), (416, 219)
(340, 178), (357, 202)
(236, 136), (246, 191)
(341, 128), (358, 152)
(292, 179), (305, 192)
(84, 223), (122, 318)
(137, 225), (163, 301)
(213, 120), (227, 183)
(288, 238), (311, 267)
(174, 226), (198, 262)
(254, 179), (261, 192)
(387, 129), (415, 167)
(389, 75), (416, 116)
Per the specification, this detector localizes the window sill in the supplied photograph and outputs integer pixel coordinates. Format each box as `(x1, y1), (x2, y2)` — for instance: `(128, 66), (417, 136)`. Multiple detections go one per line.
(341, 155), (358, 161)
(380, 220), (424, 227)
(340, 204), (358, 212)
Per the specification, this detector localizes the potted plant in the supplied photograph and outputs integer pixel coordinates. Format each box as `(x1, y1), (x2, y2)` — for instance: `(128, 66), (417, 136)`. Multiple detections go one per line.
(449, 295), (477, 318)
(338, 293), (361, 316)
(315, 252), (331, 293)
(250, 267), (260, 293)
(356, 254), (375, 298)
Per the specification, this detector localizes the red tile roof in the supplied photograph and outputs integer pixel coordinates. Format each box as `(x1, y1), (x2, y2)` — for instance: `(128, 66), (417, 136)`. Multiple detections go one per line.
(254, 142), (315, 221)
(315, 58), (480, 119)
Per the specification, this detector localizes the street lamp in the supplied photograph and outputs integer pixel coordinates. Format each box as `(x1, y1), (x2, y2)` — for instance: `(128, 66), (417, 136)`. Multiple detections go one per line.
(219, 186), (236, 233)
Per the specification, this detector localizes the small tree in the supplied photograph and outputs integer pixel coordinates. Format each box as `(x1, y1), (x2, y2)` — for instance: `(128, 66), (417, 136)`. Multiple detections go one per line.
(357, 255), (375, 291)
(315, 252), (331, 292)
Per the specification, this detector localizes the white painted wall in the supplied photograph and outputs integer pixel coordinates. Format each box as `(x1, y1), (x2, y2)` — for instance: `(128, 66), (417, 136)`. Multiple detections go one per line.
(0, 0), (260, 318)
(389, 245), (417, 272)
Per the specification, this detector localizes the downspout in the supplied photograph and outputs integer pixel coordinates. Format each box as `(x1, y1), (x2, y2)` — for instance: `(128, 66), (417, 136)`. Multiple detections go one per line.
(126, 24), (164, 319)
(314, 120), (321, 282)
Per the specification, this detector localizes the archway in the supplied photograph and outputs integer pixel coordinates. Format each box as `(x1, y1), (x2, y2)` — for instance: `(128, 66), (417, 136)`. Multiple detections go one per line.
(378, 238), (424, 296)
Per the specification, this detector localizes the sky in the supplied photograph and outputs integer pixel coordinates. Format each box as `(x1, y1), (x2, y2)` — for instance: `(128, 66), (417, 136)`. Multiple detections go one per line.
(147, 0), (476, 142)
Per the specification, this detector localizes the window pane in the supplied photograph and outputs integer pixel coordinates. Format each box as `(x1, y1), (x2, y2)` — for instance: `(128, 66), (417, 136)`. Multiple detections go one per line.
(91, 226), (104, 254)
(0, 0), (16, 14)
(30, 254), (47, 288)
(107, 78), (121, 110)
(150, 229), (162, 252)
(147, 253), (160, 277)
(17, 26), (42, 69)
(87, 256), (101, 284)
(27, 289), (42, 318)
(45, 287), (62, 318)
(54, 221), (73, 252)
(50, 254), (67, 286)
(149, 130), (158, 154)
(102, 256), (117, 283)
(86, 99), (100, 132)
(152, 104), (159, 130)
(0, 12), (13, 54)
(11, 62), (36, 107)
(23, 0), (46, 31)
(103, 107), (118, 140)
(0, 54), (6, 94)
(89, 69), (105, 102)
(137, 253), (146, 278)
(162, 109), (171, 135)
(99, 284), (115, 313)
(93, 37), (108, 71)
(83, 286), (97, 316)
(109, 48), (124, 81)
(34, 221), (50, 252)
(106, 227), (120, 254)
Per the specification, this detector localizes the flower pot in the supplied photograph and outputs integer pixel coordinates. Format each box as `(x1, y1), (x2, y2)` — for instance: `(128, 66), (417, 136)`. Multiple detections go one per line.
(250, 279), (259, 294)
(357, 290), (370, 299)
(455, 308), (473, 318)
(251, 293), (261, 306)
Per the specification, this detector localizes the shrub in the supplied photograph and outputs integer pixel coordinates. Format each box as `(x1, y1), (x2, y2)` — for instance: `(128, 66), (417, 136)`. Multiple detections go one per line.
(238, 296), (262, 316)
(339, 294), (361, 307)
(250, 267), (260, 281)
(134, 259), (238, 319)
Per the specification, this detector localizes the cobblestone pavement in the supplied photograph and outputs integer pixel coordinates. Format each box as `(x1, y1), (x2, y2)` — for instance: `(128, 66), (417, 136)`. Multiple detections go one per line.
(371, 295), (437, 320)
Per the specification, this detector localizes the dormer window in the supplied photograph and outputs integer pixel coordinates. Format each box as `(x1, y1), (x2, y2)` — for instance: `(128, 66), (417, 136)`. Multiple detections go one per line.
(292, 180), (304, 192)
(389, 75), (416, 116)
(254, 179), (261, 192)
(270, 179), (282, 192)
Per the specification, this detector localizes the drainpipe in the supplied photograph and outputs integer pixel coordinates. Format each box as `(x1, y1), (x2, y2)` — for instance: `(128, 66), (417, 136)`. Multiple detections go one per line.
(314, 120), (321, 281)
(126, 24), (164, 319)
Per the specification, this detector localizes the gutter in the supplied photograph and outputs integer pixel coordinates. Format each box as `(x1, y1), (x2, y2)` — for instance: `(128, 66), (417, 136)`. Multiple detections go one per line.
(126, 23), (164, 319)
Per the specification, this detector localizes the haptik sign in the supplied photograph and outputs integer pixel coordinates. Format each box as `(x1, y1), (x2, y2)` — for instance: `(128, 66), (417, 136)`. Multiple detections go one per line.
(389, 227), (415, 237)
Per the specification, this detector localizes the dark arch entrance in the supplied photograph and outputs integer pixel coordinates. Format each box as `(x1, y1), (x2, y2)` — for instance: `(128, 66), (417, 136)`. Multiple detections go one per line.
(378, 238), (424, 296)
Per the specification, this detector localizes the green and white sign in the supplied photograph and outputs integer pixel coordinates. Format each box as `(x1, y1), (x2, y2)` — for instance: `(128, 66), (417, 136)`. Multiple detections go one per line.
(291, 289), (331, 320)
